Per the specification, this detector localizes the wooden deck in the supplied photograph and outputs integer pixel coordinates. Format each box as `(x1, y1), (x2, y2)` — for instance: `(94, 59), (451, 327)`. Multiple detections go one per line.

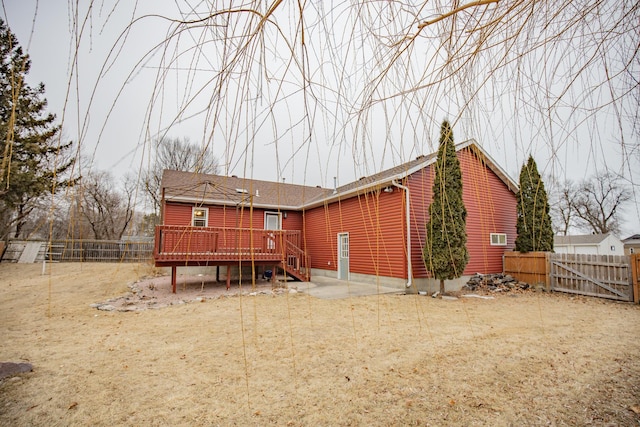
(154, 225), (310, 291)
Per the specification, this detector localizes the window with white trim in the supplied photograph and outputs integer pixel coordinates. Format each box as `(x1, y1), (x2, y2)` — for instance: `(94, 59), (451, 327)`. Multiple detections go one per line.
(192, 207), (208, 227)
(490, 233), (507, 246)
(340, 234), (349, 259)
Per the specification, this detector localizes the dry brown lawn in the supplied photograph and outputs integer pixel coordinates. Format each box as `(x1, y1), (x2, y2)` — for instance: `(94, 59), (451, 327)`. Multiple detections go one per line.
(1, 262), (639, 426)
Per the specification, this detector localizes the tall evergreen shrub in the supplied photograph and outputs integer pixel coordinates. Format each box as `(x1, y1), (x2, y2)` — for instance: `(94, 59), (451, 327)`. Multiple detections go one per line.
(514, 155), (554, 252)
(423, 120), (469, 296)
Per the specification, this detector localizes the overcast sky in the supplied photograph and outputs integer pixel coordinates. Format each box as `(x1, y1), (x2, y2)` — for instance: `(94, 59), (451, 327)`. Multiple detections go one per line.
(3, 1), (639, 236)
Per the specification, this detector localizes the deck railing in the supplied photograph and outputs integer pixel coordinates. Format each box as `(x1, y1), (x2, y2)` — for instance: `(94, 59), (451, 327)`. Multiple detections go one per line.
(154, 225), (305, 268)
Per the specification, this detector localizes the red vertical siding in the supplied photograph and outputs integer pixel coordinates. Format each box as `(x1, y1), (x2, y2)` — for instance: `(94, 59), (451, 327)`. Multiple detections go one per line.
(164, 203), (264, 229)
(164, 203), (192, 226)
(304, 188), (406, 278)
(459, 148), (517, 273)
(409, 147), (517, 278)
(407, 167), (434, 279)
(207, 205), (232, 228)
(163, 203), (305, 232)
(282, 211), (303, 231)
(232, 206), (264, 229)
(304, 203), (338, 271)
(162, 144), (516, 279)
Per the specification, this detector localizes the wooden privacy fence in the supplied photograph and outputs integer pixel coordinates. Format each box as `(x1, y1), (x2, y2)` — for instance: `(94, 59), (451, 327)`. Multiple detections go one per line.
(503, 251), (550, 289)
(632, 254), (640, 304)
(50, 240), (154, 262)
(550, 253), (632, 301)
(504, 252), (639, 303)
(2, 239), (154, 263)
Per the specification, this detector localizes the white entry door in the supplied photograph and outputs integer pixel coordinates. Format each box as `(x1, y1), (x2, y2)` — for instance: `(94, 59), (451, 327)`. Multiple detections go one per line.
(265, 212), (281, 249)
(265, 212), (281, 231)
(338, 233), (349, 280)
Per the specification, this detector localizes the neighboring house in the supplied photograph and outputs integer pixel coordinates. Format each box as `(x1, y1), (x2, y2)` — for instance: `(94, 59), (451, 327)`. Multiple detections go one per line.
(554, 233), (624, 255)
(154, 139), (518, 293)
(622, 234), (640, 255)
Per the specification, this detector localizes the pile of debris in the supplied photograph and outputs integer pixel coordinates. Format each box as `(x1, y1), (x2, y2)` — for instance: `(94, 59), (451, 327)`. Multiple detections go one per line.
(90, 278), (299, 312)
(463, 273), (532, 293)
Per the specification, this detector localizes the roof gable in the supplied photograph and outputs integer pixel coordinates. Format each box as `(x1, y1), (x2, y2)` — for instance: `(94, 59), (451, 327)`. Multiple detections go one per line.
(554, 233), (614, 246)
(306, 139), (518, 208)
(161, 170), (330, 209)
(160, 139), (518, 209)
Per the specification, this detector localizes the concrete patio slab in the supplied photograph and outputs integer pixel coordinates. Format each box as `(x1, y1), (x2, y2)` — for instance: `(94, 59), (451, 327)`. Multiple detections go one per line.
(295, 276), (405, 300)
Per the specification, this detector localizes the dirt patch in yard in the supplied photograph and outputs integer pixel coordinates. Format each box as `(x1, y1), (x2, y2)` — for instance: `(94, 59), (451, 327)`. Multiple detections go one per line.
(1, 262), (639, 426)
(91, 271), (291, 312)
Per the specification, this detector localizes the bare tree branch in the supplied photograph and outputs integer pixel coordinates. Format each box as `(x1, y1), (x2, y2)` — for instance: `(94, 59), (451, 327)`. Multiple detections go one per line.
(79, 171), (137, 240)
(142, 137), (220, 215)
(572, 171), (632, 235)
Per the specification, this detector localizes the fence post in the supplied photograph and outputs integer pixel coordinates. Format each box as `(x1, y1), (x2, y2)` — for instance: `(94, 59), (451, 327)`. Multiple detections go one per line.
(545, 252), (551, 292)
(631, 253), (639, 304)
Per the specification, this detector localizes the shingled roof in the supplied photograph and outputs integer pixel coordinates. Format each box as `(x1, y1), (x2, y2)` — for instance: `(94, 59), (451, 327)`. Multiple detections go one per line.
(161, 139), (518, 209)
(304, 139), (518, 208)
(161, 170), (331, 209)
(554, 233), (612, 246)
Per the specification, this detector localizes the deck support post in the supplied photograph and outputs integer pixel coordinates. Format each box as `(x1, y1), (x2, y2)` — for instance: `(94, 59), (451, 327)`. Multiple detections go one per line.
(216, 266), (220, 282)
(226, 265), (231, 290)
(171, 266), (177, 294)
(632, 254), (639, 304)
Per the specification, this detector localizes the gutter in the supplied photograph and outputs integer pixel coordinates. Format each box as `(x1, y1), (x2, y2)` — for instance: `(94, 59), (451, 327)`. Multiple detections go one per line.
(392, 179), (412, 289)
(165, 195), (301, 211)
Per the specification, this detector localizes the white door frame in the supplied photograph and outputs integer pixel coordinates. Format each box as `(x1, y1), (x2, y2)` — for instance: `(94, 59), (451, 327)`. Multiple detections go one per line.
(265, 212), (282, 250)
(264, 211), (282, 230)
(337, 232), (349, 280)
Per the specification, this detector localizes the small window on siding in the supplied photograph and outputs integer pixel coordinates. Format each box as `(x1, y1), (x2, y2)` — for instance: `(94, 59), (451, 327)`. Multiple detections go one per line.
(490, 233), (507, 246)
(340, 234), (349, 259)
(192, 207), (208, 227)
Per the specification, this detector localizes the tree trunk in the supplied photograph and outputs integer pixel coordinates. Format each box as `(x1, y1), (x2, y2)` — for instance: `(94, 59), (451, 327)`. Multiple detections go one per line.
(13, 204), (26, 238)
(439, 279), (445, 298)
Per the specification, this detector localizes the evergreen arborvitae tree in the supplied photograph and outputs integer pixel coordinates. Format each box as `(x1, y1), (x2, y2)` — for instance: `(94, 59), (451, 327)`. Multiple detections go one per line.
(0, 18), (75, 239)
(423, 120), (469, 296)
(514, 155), (554, 252)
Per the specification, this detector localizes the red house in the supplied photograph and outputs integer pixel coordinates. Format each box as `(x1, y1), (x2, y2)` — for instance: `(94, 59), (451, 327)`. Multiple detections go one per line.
(154, 139), (518, 293)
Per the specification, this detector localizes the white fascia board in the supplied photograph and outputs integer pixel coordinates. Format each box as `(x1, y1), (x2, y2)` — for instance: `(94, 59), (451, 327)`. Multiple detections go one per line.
(303, 139), (518, 210)
(301, 172), (417, 210)
(165, 195), (301, 211)
(465, 139), (519, 193)
(302, 141), (450, 210)
(164, 139), (518, 211)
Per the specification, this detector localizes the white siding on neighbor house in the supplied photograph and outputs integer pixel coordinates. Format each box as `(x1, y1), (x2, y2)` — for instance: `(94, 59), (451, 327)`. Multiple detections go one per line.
(554, 244), (598, 255)
(622, 235), (640, 255)
(602, 234), (625, 254)
(554, 234), (624, 255)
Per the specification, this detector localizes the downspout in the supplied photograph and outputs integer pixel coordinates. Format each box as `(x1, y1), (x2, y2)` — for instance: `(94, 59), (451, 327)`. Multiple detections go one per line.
(392, 179), (412, 288)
